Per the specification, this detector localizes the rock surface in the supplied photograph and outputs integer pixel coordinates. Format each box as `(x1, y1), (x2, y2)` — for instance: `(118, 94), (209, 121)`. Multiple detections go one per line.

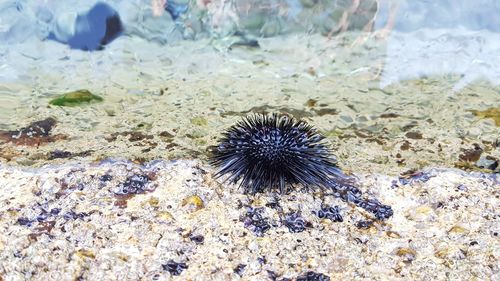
(0, 160), (497, 280)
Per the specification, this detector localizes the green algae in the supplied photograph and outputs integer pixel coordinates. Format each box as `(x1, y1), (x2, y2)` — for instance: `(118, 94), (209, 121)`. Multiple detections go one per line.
(49, 90), (103, 106)
(470, 108), (500, 126)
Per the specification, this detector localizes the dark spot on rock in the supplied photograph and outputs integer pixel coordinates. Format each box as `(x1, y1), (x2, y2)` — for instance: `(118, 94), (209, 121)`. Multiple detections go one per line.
(48, 150), (92, 160)
(241, 207), (271, 237)
(356, 220), (374, 229)
(0, 118), (66, 146)
(380, 113), (399, 118)
(401, 122), (418, 132)
(99, 174), (113, 182)
(398, 170), (434, 185)
(17, 217), (33, 226)
(296, 271), (330, 281)
(257, 256), (267, 264)
(63, 211), (89, 220)
(470, 241), (478, 246)
(189, 235), (204, 244)
(355, 199), (393, 220)
(29, 220), (56, 240)
(459, 144), (483, 162)
(305, 99), (317, 107)
(162, 260), (188, 276)
(405, 131), (423, 139)
(36, 213), (49, 222)
(312, 108), (338, 116)
(400, 141), (411, 151)
(159, 131), (174, 138)
(315, 205), (343, 222)
(50, 208), (61, 215)
(284, 211), (310, 233)
(220, 105), (313, 120)
(106, 131), (154, 142)
(115, 174), (155, 195)
(48, 150), (72, 159)
(233, 264), (246, 276)
(456, 184), (468, 191)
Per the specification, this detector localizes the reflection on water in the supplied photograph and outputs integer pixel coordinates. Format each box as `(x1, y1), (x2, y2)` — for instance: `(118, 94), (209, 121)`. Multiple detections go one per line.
(378, 0), (500, 90)
(1, 0), (500, 88)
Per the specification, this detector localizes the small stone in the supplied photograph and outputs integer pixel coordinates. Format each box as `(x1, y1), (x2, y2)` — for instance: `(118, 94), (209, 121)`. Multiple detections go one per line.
(395, 247), (417, 262)
(190, 117), (208, 126)
(233, 264), (246, 276)
(156, 211), (174, 222)
(296, 271), (330, 281)
(181, 195), (204, 212)
(162, 260), (188, 276)
(75, 249), (96, 259)
(448, 225), (469, 235)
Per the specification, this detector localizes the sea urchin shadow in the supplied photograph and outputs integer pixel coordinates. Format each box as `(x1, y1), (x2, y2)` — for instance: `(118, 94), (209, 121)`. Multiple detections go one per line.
(210, 113), (393, 220)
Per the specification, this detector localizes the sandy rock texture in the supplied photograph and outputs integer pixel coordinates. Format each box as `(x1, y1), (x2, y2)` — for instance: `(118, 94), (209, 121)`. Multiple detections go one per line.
(0, 159), (497, 280)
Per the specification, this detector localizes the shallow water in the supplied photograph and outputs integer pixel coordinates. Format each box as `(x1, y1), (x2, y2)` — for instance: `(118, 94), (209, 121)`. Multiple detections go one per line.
(0, 1), (499, 280)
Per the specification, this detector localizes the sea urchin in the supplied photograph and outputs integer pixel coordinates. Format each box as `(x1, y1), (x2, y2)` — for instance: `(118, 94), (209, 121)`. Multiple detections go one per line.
(210, 113), (351, 194)
(210, 113), (393, 220)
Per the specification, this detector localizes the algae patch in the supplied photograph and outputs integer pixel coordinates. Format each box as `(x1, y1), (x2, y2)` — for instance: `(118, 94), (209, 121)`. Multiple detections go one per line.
(470, 108), (500, 126)
(49, 90), (103, 106)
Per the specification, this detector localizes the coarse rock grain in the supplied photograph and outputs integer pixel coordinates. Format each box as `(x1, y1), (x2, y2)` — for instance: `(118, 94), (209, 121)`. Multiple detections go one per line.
(0, 159), (498, 280)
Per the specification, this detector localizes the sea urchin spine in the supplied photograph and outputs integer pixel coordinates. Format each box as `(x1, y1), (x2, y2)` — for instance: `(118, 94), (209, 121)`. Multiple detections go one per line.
(210, 113), (392, 220)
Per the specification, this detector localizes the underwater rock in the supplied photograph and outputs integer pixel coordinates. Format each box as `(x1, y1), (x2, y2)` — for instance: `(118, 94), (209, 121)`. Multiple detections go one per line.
(49, 90), (103, 106)
(0, 117), (66, 146)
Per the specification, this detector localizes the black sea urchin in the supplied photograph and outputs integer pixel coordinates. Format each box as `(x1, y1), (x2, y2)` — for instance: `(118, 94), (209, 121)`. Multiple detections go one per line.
(210, 113), (351, 194)
(210, 113), (393, 220)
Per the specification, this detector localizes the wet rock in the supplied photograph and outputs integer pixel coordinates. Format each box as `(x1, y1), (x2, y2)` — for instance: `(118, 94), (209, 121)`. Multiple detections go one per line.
(162, 260), (188, 276)
(105, 131), (154, 142)
(470, 107), (500, 126)
(48, 150), (72, 159)
(356, 220), (374, 229)
(398, 170), (434, 185)
(75, 249), (96, 259)
(63, 211), (89, 220)
(315, 205), (343, 222)
(0, 118), (66, 146)
(395, 247), (417, 262)
(114, 174), (155, 195)
(475, 155), (499, 171)
(296, 271), (330, 281)
(17, 217), (33, 227)
(190, 117), (208, 127)
(241, 207), (271, 237)
(283, 212), (311, 233)
(189, 235), (204, 244)
(233, 264), (246, 276)
(49, 90), (103, 106)
(48, 150), (92, 160)
(405, 131), (423, 139)
(99, 174), (113, 182)
(181, 195), (204, 212)
(459, 144), (483, 162)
